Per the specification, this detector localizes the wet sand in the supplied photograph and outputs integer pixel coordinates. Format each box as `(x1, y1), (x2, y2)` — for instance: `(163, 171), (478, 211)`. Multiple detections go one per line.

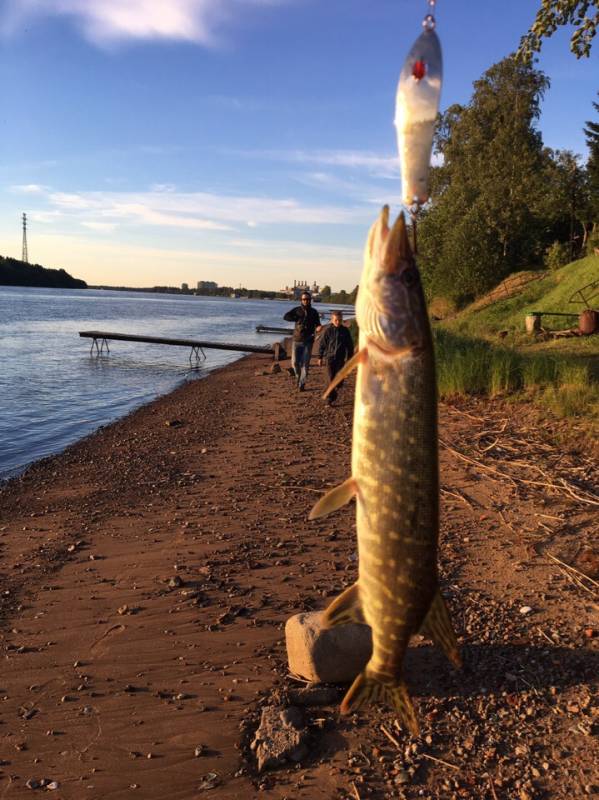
(0, 350), (597, 799)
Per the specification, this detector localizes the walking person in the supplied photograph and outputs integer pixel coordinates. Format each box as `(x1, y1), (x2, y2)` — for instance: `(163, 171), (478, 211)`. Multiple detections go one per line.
(318, 310), (354, 405)
(284, 291), (321, 391)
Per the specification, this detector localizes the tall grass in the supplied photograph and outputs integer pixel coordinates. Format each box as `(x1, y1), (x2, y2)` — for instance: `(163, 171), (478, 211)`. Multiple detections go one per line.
(433, 328), (598, 417)
(345, 320), (597, 418)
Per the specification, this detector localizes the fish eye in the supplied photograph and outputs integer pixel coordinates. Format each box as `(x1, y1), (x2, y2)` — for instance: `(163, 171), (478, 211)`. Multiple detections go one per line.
(401, 268), (419, 288)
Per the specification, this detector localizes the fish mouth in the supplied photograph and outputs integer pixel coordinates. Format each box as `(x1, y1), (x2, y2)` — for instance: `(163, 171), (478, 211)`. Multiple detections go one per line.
(382, 211), (414, 275)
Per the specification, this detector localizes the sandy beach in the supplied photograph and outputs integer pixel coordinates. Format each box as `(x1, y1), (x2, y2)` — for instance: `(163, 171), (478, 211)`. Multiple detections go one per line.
(0, 348), (597, 800)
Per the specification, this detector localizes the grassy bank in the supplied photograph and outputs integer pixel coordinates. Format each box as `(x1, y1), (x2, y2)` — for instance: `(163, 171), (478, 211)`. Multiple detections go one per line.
(432, 254), (599, 418)
(445, 254), (598, 338)
(346, 293), (598, 420)
(345, 253), (598, 418)
(433, 328), (598, 418)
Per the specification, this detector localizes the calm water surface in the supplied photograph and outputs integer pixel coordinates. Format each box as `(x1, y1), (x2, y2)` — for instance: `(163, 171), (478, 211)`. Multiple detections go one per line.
(0, 287), (347, 480)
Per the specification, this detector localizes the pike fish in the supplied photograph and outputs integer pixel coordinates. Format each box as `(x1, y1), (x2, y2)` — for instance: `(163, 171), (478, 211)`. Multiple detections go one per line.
(309, 207), (460, 735)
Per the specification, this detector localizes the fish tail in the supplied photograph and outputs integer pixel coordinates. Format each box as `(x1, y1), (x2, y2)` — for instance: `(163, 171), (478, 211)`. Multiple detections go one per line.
(340, 667), (419, 736)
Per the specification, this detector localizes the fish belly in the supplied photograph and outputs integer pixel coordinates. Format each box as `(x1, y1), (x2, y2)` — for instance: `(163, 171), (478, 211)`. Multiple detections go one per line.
(353, 348), (438, 677)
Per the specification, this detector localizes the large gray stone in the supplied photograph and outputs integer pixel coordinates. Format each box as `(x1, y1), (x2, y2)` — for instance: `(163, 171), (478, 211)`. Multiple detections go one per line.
(285, 611), (372, 683)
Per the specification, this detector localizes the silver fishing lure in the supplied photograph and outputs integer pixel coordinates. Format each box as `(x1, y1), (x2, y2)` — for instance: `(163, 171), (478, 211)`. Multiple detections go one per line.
(394, 2), (443, 209)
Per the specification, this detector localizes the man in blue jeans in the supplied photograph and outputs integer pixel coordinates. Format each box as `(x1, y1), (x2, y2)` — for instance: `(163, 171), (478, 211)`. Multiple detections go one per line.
(284, 291), (321, 391)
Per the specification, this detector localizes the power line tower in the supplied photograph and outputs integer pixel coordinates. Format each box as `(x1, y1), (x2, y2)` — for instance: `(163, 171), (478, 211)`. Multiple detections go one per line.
(22, 212), (29, 263)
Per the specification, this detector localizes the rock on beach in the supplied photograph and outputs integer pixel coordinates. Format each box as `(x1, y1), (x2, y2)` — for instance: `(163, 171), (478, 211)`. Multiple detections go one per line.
(251, 705), (310, 772)
(285, 610), (372, 683)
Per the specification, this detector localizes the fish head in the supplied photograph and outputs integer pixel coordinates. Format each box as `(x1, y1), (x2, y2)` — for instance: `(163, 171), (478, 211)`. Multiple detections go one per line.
(356, 206), (430, 355)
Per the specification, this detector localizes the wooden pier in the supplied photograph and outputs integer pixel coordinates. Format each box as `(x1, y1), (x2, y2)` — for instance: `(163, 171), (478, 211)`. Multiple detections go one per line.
(255, 325), (294, 334)
(79, 331), (285, 361)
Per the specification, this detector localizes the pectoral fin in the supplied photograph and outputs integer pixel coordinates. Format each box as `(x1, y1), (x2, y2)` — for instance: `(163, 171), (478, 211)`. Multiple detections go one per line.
(322, 582), (365, 627)
(420, 588), (462, 669)
(323, 349), (366, 399)
(309, 477), (358, 520)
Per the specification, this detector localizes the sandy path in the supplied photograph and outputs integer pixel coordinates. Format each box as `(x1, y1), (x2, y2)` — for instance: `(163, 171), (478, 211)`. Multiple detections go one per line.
(0, 351), (597, 799)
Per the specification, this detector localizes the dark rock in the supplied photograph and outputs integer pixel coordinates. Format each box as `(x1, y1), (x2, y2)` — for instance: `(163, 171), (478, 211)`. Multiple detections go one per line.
(251, 705), (310, 772)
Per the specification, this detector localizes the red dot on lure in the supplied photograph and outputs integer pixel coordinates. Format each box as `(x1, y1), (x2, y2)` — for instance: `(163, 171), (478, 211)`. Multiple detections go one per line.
(412, 60), (426, 80)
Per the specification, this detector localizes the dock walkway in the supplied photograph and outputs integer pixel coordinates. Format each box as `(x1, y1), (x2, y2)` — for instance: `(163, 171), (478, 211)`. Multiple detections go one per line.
(79, 330), (284, 360)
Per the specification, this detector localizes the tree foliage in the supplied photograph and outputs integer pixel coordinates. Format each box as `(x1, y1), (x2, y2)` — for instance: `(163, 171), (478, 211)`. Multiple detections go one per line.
(517, 0), (599, 62)
(0, 255), (87, 289)
(418, 56), (594, 305)
(584, 92), (599, 226)
(419, 57), (551, 303)
(325, 284), (359, 305)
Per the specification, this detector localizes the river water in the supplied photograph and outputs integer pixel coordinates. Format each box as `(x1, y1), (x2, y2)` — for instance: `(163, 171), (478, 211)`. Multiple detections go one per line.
(0, 287), (348, 480)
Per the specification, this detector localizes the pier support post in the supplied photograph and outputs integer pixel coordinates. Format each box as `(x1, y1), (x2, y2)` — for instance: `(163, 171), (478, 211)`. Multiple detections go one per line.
(273, 342), (286, 361)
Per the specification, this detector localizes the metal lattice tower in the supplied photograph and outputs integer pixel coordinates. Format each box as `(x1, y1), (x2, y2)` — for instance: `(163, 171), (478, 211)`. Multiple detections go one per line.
(22, 213), (29, 263)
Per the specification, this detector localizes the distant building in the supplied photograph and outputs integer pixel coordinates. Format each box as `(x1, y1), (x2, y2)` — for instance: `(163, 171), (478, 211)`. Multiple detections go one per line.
(181, 282), (189, 292)
(197, 280), (218, 290)
(279, 279), (320, 301)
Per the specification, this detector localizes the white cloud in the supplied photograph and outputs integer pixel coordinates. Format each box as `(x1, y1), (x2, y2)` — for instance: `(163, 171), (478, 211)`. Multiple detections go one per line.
(10, 183), (48, 194)
(1, 0), (291, 47)
(26, 184), (375, 231)
(150, 183), (177, 193)
(29, 210), (64, 223)
(49, 191), (95, 209)
(230, 147), (401, 179)
(81, 221), (118, 232)
(226, 235), (359, 261)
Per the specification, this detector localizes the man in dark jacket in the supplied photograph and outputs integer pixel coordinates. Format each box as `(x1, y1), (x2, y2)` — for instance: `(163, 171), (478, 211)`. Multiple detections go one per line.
(283, 291), (321, 391)
(318, 310), (354, 404)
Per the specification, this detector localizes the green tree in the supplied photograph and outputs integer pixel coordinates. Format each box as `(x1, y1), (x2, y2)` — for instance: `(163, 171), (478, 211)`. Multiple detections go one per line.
(539, 149), (591, 259)
(517, 1), (599, 62)
(320, 284), (331, 301)
(544, 240), (571, 269)
(584, 92), (599, 237)
(419, 57), (551, 303)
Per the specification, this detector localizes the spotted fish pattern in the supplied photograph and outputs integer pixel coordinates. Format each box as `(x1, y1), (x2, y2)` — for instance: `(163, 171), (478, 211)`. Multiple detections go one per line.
(310, 207), (461, 735)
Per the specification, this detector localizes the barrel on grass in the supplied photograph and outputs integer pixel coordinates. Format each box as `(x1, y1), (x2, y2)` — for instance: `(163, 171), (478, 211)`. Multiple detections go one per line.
(579, 309), (599, 335)
(525, 313), (542, 335)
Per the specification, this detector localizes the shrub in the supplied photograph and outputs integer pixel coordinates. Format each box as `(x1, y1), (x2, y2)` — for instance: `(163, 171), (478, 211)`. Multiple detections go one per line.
(586, 225), (599, 256)
(544, 241), (571, 271)
(429, 296), (457, 320)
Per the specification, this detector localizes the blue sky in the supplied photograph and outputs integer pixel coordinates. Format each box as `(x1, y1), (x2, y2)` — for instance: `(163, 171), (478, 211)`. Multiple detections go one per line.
(0, 0), (596, 290)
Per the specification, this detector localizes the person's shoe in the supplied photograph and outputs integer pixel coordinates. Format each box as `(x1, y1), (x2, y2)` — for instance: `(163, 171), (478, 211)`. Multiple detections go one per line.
(298, 384), (305, 392)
